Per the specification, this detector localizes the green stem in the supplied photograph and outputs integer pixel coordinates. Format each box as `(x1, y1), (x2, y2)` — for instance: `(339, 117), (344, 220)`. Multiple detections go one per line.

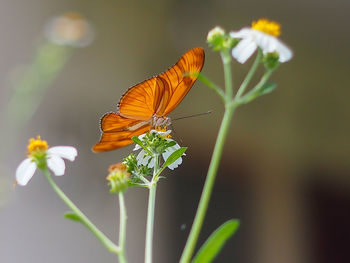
(118, 193), (127, 263)
(221, 50), (233, 100)
(237, 67), (276, 106)
(179, 105), (235, 263)
(145, 155), (159, 263)
(196, 73), (225, 102)
(243, 68), (275, 98)
(43, 169), (120, 254)
(235, 49), (263, 99)
(180, 49), (236, 263)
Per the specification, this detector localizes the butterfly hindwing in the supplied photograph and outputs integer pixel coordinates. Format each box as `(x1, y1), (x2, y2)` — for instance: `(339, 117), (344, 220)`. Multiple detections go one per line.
(92, 113), (150, 152)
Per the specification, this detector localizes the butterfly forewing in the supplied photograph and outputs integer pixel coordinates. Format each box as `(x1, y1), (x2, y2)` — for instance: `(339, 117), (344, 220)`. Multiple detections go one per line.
(159, 47), (205, 116)
(117, 77), (158, 120)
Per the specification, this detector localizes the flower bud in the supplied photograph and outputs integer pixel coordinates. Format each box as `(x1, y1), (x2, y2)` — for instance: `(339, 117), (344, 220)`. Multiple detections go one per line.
(207, 26), (226, 51)
(263, 52), (280, 70)
(106, 163), (130, 194)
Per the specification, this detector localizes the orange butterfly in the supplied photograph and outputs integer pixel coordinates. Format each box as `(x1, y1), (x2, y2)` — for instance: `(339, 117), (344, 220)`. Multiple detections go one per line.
(92, 47), (205, 152)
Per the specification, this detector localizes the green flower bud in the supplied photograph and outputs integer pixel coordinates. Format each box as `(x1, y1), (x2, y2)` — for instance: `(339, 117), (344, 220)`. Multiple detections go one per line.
(207, 26), (226, 51)
(263, 52), (280, 70)
(107, 163), (130, 194)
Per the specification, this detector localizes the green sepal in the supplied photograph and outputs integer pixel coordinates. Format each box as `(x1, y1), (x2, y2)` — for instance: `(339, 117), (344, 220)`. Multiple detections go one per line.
(191, 219), (240, 263)
(241, 82), (277, 104)
(64, 211), (82, 222)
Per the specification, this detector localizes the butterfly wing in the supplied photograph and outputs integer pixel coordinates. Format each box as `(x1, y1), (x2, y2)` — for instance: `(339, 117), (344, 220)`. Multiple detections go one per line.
(117, 47), (205, 119)
(92, 113), (150, 152)
(117, 77), (165, 120)
(156, 47), (205, 116)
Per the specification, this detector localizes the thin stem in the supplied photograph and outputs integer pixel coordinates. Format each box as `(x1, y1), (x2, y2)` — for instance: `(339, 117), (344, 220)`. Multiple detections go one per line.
(118, 193), (127, 263)
(145, 155), (159, 263)
(220, 50), (233, 101)
(195, 73), (225, 102)
(235, 49), (263, 99)
(136, 173), (151, 185)
(145, 184), (156, 263)
(238, 68), (275, 104)
(43, 169), (120, 254)
(180, 50), (236, 263)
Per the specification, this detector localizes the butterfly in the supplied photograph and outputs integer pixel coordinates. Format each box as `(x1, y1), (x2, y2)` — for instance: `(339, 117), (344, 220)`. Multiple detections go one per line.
(92, 47), (205, 152)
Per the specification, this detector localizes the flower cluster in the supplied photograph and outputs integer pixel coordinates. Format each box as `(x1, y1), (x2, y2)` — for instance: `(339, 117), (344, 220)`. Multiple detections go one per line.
(207, 18), (293, 65)
(133, 128), (184, 170)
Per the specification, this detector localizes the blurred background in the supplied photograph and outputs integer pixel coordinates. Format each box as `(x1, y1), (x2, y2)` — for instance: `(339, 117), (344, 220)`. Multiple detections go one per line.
(1, 0), (350, 262)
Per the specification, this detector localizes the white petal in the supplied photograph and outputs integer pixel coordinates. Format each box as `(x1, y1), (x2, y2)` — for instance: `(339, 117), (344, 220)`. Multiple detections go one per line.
(148, 158), (155, 169)
(138, 133), (147, 140)
(232, 38), (257, 64)
(133, 144), (141, 151)
(48, 146), (77, 161)
(230, 28), (254, 39)
(16, 158), (37, 186)
(275, 40), (293, 62)
(47, 155), (66, 176)
(150, 129), (172, 137)
(168, 157), (183, 170)
(255, 33), (274, 52)
(136, 150), (151, 166)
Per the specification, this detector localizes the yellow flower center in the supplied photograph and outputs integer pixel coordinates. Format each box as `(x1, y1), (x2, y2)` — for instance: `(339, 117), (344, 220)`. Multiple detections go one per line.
(155, 126), (172, 138)
(27, 136), (48, 155)
(251, 18), (281, 37)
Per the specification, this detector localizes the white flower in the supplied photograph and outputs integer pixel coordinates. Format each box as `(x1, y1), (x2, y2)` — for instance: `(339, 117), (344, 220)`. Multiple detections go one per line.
(230, 18), (293, 64)
(133, 129), (184, 170)
(45, 12), (95, 47)
(16, 136), (77, 186)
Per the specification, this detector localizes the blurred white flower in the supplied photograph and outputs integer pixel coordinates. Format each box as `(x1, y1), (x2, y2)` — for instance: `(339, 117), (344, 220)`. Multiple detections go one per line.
(230, 18), (292, 64)
(45, 12), (95, 47)
(16, 136), (77, 186)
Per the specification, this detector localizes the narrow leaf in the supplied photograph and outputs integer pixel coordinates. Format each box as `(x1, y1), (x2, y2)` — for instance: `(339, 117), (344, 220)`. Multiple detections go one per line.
(132, 136), (152, 155)
(164, 140), (177, 149)
(162, 147), (187, 169)
(260, 82), (277, 95)
(242, 82), (277, 104)
(131, 136), (144, 147)
(192, 219), (240, 263)
(64, 212), (82, 222)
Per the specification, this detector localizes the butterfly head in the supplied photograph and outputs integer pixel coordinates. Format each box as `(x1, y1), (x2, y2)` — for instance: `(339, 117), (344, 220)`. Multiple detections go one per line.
(151, 115), (171, 128)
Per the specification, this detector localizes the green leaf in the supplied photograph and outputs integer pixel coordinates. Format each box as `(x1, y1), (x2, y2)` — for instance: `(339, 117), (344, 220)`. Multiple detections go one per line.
(260, 82), (277, 95)
(164, 140), (177, 149)
(162, 147), (187, 169)
(131, 136), (144, 147)
(191, 219), (240, 263)
(242, 82), (277, 104)
(64, 212), (82, 222)
(132, 136), (153, 155)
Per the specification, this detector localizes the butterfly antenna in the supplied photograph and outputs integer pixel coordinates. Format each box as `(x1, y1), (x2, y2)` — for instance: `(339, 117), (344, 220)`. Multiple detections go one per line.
(172, 110), (212, 121)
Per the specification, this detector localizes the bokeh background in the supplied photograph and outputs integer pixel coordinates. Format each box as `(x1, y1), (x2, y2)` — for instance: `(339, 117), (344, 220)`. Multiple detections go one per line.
(1, 0), (350, 262)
